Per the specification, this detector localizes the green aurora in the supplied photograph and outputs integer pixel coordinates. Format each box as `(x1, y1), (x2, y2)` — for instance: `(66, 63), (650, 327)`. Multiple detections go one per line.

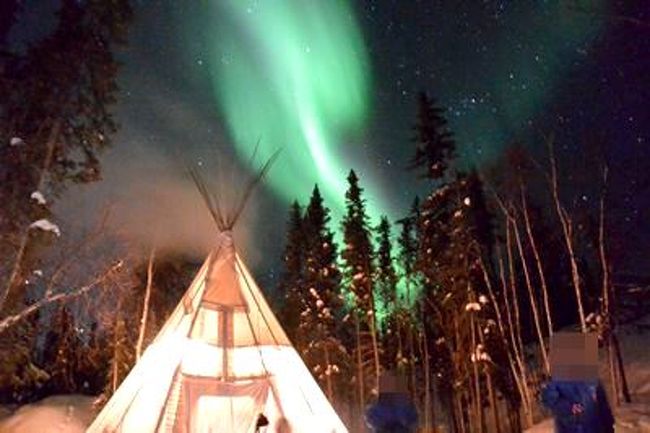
(207, 0), (389, 223)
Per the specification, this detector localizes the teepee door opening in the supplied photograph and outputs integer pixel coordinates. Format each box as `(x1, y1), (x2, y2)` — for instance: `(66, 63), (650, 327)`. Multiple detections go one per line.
(178, 377), (270, 433)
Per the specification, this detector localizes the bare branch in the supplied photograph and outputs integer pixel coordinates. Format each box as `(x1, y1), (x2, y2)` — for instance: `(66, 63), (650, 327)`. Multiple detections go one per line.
(0, 260), (123, 334)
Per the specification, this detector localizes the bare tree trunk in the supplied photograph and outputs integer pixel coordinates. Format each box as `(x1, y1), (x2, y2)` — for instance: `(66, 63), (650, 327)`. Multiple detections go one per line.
(477, 309), (500, 433)
(470, 309), (484, 433)
(409, 321), (419, 418)
(454, 390), (467, 433)
(136, 246), (156, 360)
(111, 315), (122, 394)
(354, 312), (365, 416)
(505, 221), (526, 372)
(598, 165), (619, 405)
(1, 119), (62, 313)
(607, 336), (619, 406)
(479, 255), (529, 427)
(547, 138), (587, 332)
(324, 344), (334, 401)
(487, 367), (501, 433)
(422, 320), (432, 431)
(499, 241), (534, 427)
(520, 185), (554, 338)
(368, 306), (381, 394)
(512, 215), (550, 374)
(612, 333), (631, 403)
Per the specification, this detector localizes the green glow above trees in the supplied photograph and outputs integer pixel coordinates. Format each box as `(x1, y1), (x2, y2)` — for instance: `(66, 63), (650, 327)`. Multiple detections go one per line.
(208, 1), (389, 222)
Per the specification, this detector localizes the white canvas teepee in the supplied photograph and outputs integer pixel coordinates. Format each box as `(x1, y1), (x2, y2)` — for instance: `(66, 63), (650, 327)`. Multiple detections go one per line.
(87, 165), (348, 433)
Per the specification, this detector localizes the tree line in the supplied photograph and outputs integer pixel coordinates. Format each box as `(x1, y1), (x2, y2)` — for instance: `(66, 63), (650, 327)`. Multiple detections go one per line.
(275, 92), (630, 433)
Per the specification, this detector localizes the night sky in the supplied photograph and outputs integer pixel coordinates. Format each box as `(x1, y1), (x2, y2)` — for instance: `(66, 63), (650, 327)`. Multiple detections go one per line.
(44, 0), (649, 284)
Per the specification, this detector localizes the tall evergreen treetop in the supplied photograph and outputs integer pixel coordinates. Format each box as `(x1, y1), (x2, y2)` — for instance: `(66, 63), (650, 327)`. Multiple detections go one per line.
(410, 92), (456, 180)
(396, 197), (422, 310)
(300, 185), (348, 399)
(341, 170), (374, 296)
(282, 201), (305, 282)
(277, 201), (304, 341)
(303, 184), (340, 298)
(375, 216), (397, 308)
(397, 197), (420, 280)
(2, 0), (132, 187)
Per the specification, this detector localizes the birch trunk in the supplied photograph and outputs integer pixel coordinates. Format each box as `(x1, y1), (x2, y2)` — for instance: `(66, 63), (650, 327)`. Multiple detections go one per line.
(422, 320), (432, 431)
(479, 256), (528, 426)
(505, 221), (526, 373)
(324, 344), (334, 401)
(470, 309), (483, 433)
(498, 243), (533, 427)
(520, 186), (554, 338)
(368, 305), (381, 394)
(354, 312), (365, 414)
(598, 165), (619, 405)
(548, 138), (587, 332)
(476, 307), (501, 433)
(136, 246), (156, 360)
(512, 216), (549, 374)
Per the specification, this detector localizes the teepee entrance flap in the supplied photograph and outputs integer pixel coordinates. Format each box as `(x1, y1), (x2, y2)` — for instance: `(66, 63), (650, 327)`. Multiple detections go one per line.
(175, 377), (270, 433)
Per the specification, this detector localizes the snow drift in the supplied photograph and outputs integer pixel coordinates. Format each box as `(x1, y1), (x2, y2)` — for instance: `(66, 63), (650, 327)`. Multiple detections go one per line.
(0, 395), (96, 433)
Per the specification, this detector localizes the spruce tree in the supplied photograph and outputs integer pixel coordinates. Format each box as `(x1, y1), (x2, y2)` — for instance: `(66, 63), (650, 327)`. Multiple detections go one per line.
(374, 216), (397, 329)
(397, 197), (421, 307)
(277, 200), (304, 341)
(299, 186), (347, 402)
(0, 0), (133, 314)
(409, 91), (456, 180)
(395, 198), (422, 401)
(409, 92), (503, 430)
(341, 170), (381, 402)
(375, 216), (402, 372)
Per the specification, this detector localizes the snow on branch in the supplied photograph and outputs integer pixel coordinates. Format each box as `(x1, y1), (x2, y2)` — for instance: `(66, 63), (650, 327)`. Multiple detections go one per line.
(10, 137), (24, 146)
(30, 191), (47, 205)
(0, 260), (123, 334)
(30, 219), (61, 236)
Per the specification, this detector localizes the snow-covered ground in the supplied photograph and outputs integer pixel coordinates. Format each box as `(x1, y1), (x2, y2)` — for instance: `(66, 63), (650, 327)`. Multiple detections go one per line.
(0, 395), (96, 433)
(527, 314), (650, 433)
(1, 317), (648, 432)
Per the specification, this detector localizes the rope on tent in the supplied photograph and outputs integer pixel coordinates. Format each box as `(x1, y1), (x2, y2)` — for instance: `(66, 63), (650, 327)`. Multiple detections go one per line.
(235, 258), (282, 347)
(237, 258), (272, 378)
(236, 259), (319, 416)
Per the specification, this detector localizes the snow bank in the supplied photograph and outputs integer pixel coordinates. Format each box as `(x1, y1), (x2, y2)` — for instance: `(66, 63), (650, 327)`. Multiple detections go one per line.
(0, 395), (96, 433)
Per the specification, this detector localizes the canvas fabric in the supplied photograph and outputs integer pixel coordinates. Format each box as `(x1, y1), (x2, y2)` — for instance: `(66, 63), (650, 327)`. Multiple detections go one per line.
(86, 233), (347, 433)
